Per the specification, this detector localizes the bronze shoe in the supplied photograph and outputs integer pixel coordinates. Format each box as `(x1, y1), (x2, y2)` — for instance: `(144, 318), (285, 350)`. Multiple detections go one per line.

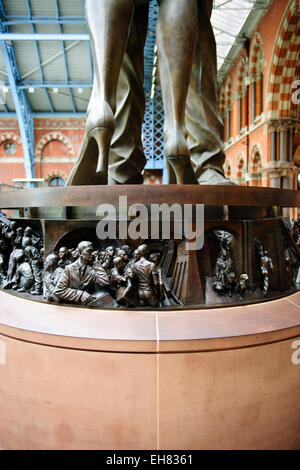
(197, 168), (237, 185)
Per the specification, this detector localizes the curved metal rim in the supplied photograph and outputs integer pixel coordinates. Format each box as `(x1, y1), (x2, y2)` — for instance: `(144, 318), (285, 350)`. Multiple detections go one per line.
(0, 185), (299, 209)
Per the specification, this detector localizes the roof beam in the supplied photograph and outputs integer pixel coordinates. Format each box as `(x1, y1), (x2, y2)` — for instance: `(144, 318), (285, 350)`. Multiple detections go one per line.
(53, 0), (77, 113)
(0, 2), (35, 180)
(3, 18), (86, 25)
(18, 82), (92, 88)
(25, 0), (54, 113)
(0, 33), (89, 41)
(0, 112), (86, 117)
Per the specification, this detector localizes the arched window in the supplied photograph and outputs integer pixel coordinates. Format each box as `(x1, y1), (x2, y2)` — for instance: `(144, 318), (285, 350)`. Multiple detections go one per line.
(252, 152), (262, 172)
(250, 150), (263, 187)
(0, 134), (22, 158)
(249, 32), (264, 122)
(48, 176), (65, 187)
(224, 161), (232, 180)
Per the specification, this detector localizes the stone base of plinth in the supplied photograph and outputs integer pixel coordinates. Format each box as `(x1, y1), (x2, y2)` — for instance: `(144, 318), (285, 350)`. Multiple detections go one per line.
(0, 289), (299, 450)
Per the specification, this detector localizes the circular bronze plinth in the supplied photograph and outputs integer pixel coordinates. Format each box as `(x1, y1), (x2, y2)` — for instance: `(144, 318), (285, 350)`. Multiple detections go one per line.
(0, 184), (299, 209)
(0, 185), (299, 309)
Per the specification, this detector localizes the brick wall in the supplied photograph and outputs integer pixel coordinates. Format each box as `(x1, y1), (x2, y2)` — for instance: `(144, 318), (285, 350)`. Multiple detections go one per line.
(219, 0), (300, 191)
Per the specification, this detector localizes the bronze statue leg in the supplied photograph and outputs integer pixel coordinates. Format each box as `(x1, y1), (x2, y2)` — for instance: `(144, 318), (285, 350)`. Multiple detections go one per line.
(156, 0), (198, 184)
(108, 4), (149, 185)
(68, 0), (135, 186)
(186, 0), (232, 185)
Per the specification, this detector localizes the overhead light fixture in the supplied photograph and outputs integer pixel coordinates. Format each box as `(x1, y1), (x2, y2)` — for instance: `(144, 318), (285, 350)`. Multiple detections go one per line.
(78, 87), (83, 94)
(3, 87), (9, 94)
(29, 87), (34, 93)
(53, 87), (58, 94)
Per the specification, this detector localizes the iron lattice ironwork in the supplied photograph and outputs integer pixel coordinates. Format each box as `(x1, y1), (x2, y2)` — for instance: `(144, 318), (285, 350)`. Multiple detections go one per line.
(142, 0), (165, 171)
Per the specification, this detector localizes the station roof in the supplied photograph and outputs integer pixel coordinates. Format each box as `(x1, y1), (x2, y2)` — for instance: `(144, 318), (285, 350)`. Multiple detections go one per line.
(0, 0), (273, 115)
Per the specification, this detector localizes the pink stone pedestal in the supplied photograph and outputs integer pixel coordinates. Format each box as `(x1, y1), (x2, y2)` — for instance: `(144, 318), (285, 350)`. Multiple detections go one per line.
(0, 290), (299, 450)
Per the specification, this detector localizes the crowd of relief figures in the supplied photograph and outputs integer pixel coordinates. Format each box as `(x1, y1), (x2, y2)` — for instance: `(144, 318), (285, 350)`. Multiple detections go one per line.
(0, 216), (299, 309)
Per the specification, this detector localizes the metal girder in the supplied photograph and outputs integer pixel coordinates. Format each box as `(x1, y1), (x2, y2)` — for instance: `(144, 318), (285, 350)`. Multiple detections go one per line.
(3, 18), (86, 25)
(0, 112), (86, 117)
(18, 82), (92, 89)
(0, 33), (89, 41)
(0, 1), (34, 180)
(142, 0), (166, 173)
(143, 0), (157, 100)
(25, 0), (54, 112)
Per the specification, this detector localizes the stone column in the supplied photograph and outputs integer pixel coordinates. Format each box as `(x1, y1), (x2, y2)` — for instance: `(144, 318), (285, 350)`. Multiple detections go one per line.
(281, 175), (291, 189)
(288, 127), (294, 162)
(270, 129), (277, 162)
(269, 175), (280, 188)
(279, 127), (288, 162)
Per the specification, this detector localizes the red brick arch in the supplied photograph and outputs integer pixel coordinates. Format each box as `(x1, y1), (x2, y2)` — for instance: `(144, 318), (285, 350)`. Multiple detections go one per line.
(279, 29), (300, 118)
(267, 0), (300, 118)
(224, 160), (232, 179)
(35, 132), (75, 158)
(218, 75), (233, 116)
(0, 132), (22, 146)
(143, 170), (161, 185)
(236, 56), (247, 97)
(236, 153), (246, 180)
(44, 170), (68, 184)
(218, 86), (226, 116)
(224, 75), (233, 109)
(249, 32), (264, 80)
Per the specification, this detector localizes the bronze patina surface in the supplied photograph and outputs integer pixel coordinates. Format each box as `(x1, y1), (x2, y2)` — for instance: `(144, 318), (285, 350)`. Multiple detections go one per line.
(0, 185), (299, 210)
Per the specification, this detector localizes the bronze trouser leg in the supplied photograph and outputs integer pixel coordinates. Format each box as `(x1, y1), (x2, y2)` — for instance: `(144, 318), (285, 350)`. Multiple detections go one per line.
(68, 0), (136, 185)
(85, 0), (134, 122)
(108, 4), (149, 184)
(156, 0), (198, 184)
(186, 0), (226, 180)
